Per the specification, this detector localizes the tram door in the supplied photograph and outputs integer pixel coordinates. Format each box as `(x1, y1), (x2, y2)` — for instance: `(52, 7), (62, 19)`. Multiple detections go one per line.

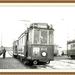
(25, 33), (28, 57)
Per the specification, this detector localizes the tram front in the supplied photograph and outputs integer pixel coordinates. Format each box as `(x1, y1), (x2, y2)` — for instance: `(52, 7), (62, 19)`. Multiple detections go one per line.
(28, 23), (54, 65)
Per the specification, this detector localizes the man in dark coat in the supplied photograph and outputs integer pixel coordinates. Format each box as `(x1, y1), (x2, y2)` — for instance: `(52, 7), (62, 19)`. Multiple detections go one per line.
(2, 48), (6, 59)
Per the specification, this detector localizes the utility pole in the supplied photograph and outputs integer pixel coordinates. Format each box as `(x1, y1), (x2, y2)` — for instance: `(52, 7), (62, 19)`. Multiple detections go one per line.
(1, 35), (2, 51)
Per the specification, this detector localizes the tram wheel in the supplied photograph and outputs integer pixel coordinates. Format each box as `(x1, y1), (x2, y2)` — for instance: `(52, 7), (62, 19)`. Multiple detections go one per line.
(13, 54), (17, 58)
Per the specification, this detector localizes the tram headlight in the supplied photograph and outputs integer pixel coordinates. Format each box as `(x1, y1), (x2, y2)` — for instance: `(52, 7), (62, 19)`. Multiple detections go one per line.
(41, 51), (47, 57)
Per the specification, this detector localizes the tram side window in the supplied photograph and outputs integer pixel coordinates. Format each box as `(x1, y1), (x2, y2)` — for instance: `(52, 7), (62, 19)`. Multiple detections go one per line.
(19, 39), (20, 47)
(20, 39), (21, 46)
(20, 38), (21, 46)
(71, 43), (75, 50)
(49, 31), (54, 45)
(71, 44), (73, 50)
(22, 37), (23, 45)
(67, 44), (71, 50)
(34, 30), (39, 44)
(20, 38), (22, 46)
(73, 44), (75, 49)
(29, 30), (32, 44)
(23, 36), (25, 46)
(21, 37), (23, 46)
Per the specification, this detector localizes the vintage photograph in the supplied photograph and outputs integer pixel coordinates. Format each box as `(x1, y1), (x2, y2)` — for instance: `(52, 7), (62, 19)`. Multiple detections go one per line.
(0, 4), (75, 69)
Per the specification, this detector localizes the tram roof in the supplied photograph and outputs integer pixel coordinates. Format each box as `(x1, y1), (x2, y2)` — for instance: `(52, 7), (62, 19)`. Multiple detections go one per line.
(67, 40), (75, 44)
(29, 22), (54, 30)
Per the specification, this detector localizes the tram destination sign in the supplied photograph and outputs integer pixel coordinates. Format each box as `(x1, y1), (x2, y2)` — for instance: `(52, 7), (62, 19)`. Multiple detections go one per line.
(38, 23), (48, 28)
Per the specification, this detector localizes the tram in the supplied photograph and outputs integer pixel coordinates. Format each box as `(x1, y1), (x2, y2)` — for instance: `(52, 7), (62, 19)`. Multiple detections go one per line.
(13, 23), (54, 65)
(67, 40), (75, 59)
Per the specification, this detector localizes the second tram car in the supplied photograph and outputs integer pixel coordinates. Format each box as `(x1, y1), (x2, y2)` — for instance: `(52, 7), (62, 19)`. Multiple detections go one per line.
(13, 23), (54, 65)
(67, 40), (75, 59)
(13, 40), (18, 58)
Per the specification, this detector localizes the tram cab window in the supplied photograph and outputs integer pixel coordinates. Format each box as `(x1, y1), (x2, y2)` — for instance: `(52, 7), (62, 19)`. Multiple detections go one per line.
(34, 29), (48, 45)
(40, 30), (47, 44)
(34, 29), (39, 44)
(29, 28), (54, 45)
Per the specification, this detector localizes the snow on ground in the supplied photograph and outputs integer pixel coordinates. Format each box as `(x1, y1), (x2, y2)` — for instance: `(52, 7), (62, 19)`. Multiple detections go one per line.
(49, 60), (75, 69)
(1, 51), (75, 69)
(0, 51), (12, 58)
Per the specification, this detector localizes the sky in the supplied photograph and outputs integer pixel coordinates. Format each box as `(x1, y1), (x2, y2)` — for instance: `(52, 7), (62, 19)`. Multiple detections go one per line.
(0, 5), (75, 49)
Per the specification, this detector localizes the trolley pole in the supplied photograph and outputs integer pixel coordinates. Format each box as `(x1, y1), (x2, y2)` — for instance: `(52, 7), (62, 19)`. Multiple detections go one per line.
(20, 20), (31, 29)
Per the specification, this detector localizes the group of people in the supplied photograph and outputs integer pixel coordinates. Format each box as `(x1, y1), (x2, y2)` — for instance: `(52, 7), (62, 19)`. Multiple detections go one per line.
(0, 47), (6, 59)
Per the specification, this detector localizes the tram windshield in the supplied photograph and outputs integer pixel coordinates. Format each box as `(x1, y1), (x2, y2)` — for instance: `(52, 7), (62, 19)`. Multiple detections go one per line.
(29, 28), (54, 45)
(40, 30), (47, 44)
(34, 29), (39, 44)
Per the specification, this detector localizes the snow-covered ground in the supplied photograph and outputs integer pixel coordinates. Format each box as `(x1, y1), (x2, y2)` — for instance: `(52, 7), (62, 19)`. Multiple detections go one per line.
(0, 51), (12, 58)
(37, 59), (75, 69)
(49, 60), (75, 69)
(1, 51), (75, 69)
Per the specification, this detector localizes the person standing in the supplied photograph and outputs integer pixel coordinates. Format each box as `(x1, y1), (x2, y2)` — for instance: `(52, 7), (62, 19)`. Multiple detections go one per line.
(2, 48), (6, 59)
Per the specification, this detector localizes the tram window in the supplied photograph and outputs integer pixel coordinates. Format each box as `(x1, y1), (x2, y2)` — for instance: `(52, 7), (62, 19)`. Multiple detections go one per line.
(21, 38), (23, 46)
(20, 39), (21, 46)
(67, 44), (71, 50)
(73, 44), (75, 49)
(23, 36), (24, 45)
(20, 38), (22, 46)
(49, 31), (54, 45)
(20, 38), (21, 46)
(22, 37), (23, 45)
(40, 30), (47, 44)
(29, 30), (32, 44)
(71, 44), (73, 50)
(21, 38), (22, 46)
(34, 30), (39, 44)
(19, 40), (20, 46)
(19, 39), (20, 46)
